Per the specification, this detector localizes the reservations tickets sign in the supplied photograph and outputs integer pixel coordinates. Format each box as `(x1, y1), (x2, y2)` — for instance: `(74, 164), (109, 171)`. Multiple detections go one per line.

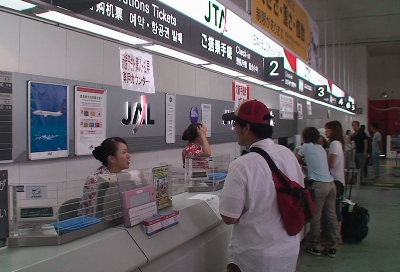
(251, 0), (318, 67)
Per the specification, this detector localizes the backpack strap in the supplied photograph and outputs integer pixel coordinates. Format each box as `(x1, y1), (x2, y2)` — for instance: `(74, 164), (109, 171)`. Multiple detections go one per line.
(249, 147), (291, 190)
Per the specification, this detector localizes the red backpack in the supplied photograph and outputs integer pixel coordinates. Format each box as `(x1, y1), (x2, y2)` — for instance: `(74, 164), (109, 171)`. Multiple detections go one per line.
(250, 147), (316, 236)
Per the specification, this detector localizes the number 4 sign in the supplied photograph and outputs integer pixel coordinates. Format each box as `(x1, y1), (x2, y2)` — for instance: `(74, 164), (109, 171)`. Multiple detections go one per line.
(232, 81), (250, 109)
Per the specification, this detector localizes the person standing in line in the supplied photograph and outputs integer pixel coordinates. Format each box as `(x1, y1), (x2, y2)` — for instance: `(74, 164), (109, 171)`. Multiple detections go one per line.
(351, 121), (369, 183)
(219, 100), (304, 272)
(370, 122), (382, 181)
(344, 129), (354, 169)
(325, 121), (345, 244)
(296, 127), (338, 258)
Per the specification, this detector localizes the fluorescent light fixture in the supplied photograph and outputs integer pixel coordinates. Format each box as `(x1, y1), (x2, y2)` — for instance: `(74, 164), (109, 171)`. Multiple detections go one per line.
(202, 64), (245, 77)
(143, 45), (209, 65)
(0, 0), (36, 11)
(239, 76), (268, 85)
(281, 89), (355, 115)
(263, 83), (284, 91)
(37, 11), (148, 45)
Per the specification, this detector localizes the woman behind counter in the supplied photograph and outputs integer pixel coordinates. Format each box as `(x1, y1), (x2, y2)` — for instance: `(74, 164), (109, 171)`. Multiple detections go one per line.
(78, 137), (131, 216)
(181, 123), (211, 168)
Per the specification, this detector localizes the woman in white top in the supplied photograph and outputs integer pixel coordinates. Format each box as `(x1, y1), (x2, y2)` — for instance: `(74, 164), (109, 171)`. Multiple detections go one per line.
(325, 121), (345, 243)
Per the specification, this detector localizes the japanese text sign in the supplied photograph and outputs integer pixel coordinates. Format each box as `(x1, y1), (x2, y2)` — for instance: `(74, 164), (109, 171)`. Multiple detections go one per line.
(0, 170), (8, 240)
(81, 0), (191, 51)
(252, 0), (317, 66)
(191, 21), (264, 79)
(232, 81), (250, 109)
(120, 48), (155, 93)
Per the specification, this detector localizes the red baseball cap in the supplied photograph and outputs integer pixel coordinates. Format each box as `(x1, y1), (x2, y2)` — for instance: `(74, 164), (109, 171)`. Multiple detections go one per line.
(222, 99), (272, 124)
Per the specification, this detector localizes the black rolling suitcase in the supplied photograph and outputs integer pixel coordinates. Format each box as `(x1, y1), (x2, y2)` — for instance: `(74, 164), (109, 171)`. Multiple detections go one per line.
(341, 168), (369, 243)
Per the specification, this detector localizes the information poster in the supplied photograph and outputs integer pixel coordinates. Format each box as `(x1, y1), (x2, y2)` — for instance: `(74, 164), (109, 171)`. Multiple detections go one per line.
(279, 94), (294, 120)
(26, 185), (47, 199)
(75, 87), (107, 155)
(153, 165), (171, 210)
(165, 93), (176, 144)
(232, 81), (250, 109)
(201, 103), (212, 137)
(120, 47), (155, 93)
(0, 71), (12, 162)
(28, 81), (68, 160)
(297, 102), (303, 120)
(0, 170), (8, 240)
(307, 101), (312, 115)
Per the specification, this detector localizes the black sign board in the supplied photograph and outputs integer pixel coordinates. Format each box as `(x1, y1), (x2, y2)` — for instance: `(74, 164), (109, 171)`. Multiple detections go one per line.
(267, 68), (315, 95)
(0, 71), (12, 162)
(264, 57), (284, 81)
(79, 0), (192, 51)
(315, 85), (329, 101)
(190, 21), (264, 79)
(0, 170), (8, 240)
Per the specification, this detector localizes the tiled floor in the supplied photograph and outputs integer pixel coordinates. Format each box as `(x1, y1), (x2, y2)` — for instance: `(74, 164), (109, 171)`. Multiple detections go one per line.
(296, 159), (400, 272)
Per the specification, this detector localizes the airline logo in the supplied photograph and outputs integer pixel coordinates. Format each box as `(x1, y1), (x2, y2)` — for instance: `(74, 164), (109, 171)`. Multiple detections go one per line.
(121, 95), (155, 133)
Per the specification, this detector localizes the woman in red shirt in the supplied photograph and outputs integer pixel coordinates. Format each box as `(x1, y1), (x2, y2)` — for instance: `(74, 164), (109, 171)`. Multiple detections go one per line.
(181, 123), (211, 168)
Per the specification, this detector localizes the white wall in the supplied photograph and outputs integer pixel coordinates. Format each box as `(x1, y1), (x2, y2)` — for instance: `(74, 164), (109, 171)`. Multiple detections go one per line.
(368, 55), (400, 100)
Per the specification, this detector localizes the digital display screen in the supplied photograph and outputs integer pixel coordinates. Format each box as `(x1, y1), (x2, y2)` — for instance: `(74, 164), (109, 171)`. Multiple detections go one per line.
(20, 207), (54, 218)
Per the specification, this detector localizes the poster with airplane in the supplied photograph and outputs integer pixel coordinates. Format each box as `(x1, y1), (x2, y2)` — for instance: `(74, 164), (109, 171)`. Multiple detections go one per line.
(28, 81), (69, 160)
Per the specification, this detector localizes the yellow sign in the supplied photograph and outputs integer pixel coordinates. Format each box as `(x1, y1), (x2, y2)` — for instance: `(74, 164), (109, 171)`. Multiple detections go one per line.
(252, 0), (314, 63)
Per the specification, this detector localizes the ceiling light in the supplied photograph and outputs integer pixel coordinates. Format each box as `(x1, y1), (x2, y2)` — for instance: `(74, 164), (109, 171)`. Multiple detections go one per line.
(202, 64), (245, 77)
(239, 76), (267, 85)
(143, 45), (209, 65)
(263, 83), (284, 91)
(37, 11), (148, 45)
(0, 0), (36, 11)
(381, 92), (388, 98)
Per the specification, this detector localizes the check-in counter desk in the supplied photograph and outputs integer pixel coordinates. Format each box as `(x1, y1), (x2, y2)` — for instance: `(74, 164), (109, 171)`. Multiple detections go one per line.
(0, 192), (232, 272)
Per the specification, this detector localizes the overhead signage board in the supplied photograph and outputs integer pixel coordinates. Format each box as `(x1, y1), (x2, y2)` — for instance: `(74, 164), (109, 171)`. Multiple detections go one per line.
(80, 0), (192, 51)
(251, 0), (319, 69)
(159, 0), (286, 59)
(191, 21), (264, 79)
(267, 68), (315, 95)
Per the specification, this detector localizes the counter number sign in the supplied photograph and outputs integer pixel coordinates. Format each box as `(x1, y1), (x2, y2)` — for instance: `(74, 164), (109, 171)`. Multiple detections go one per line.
(315, 85), (329, 101)
(263, 57), (284, 80)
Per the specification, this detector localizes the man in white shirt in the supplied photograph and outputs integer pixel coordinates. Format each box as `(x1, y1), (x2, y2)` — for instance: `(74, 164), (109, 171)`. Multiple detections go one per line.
(220, 100), (304, 272)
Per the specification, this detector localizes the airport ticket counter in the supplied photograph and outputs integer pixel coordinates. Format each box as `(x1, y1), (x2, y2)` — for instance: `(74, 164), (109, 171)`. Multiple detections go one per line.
(0, 192), (232, 272)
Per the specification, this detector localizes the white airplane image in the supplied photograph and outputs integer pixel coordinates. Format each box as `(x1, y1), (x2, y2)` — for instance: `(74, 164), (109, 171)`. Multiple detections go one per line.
(33, 109), (63, 117)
